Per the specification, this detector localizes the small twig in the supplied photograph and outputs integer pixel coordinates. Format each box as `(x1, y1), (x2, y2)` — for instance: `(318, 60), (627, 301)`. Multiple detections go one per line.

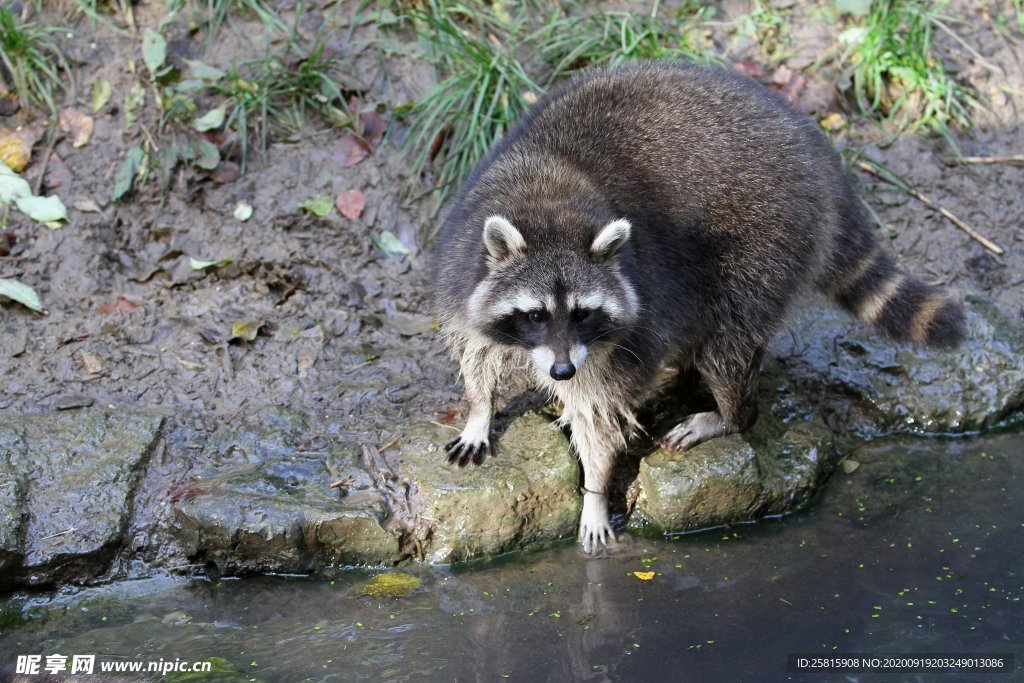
(33, 123), (61, 196)
(329, 476), (354, 489)
(377, 433), (402, 453)
(40, 526), (77, 540)
(855, 160), (1005, 256)
(943, 155), (1024, 166)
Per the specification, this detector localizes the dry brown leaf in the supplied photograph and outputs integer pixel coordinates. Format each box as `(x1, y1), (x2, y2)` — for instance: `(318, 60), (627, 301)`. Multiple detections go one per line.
(334, 134), (369, 168)
(335, 189), (366, 220)
(59, 108), (95, 148)
(97, 297), (142, 314)
(44, 152), (72, 189)
(359, 110), (387, 150)
(78, 349), (104, 374)
(0, 127), (35, 172)
(210, 161), (241, 184)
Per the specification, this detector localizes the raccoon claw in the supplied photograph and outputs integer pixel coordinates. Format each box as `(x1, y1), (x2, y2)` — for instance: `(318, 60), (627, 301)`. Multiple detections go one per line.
(578, 491), (615, 553)
(444, 436), (491, 467)
(659, 411), (728, 452)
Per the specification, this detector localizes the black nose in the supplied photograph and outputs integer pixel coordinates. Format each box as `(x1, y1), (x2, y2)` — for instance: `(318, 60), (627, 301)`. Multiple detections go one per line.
(550, 363), (576, 381)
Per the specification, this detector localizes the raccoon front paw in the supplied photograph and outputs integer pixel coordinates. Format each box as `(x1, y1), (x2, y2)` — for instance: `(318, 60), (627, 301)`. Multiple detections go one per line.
(444, 435), (492, 467)
(578, 491), (615, 553)
(659, 411), (728, 452)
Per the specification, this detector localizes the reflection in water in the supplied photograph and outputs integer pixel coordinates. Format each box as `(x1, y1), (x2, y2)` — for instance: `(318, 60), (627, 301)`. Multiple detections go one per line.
(0, 432), (1021, 682)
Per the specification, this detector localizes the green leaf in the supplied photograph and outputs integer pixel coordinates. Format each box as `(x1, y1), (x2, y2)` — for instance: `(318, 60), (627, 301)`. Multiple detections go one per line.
(189, 256), (233, 270)
(184, 59), (226, 82)
(193, 105), (227, 132)
(124, 84), (146, 127)
(14, 195), (68, 225)
(835, 0), (871, 16)
(142, 28), (167, 74)
(194, 139), (220, 170)
(299, 195), (333, 217)
(372, 230), (412, 258)
(0, 278), (43, 313)
(91, 79), (112, 112)
(0, 163), (32, 203)
(113, 146), (145, 202)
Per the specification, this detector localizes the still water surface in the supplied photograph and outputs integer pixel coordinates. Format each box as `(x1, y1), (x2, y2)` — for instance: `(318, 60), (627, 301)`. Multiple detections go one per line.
(1, 431), (1021, 682)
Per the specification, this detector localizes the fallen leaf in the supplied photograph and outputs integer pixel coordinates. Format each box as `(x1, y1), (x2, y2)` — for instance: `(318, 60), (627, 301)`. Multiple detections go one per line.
(0, 278), (43, 313)
(233, 202), (253, 221)
(189, 256), (233, 270)
(15, 194), (68, 225)
(841, 459), (861, 474)
(184, 59), (226, 82)
(210, 161), (240, 183)
(633, 571), (655, 581)
(113, 146), (144, 202)
(819, 112), (847, 132)
(0, 127), (34, 172)
(142, 28), (167, 74)
(0, 162), (32, 202)
(97, 297), (141, 314)
(193, 139), (220, 170)
(334, 134), (369, 168)
(194, 104), (226, 132)
(91, 79), (112, 112)
(59, 108), (95, 148)
(0, 95), (18, 116)
(435, 409), (459, 425)
(0, 230), (15, 257)
(372, 230), (412, 258)
(73, 197), (102, 213)
(44, 152), (72, 189)
(360, 110), (387, 150)
(78, 349), (104, 374)
(230, 320), (261, 342)
(335, 189), (365, 220)
(300, 195), (334, 217)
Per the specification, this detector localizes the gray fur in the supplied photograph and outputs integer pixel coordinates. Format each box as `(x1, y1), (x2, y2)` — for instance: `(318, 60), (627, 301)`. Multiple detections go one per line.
(432, 61), (964, 552)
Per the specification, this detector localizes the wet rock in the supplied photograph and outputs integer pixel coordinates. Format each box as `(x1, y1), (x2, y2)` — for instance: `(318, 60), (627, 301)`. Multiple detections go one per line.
(0, 410), (163, 590)
(171, 408), (401, 572)
(399, 412), (581, 563)
(630, 416), (834, 534)
(774, 297), (1024, 433)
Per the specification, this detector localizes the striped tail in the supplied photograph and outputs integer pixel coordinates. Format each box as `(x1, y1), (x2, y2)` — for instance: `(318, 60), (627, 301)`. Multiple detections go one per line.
(825, 228), (965, 349)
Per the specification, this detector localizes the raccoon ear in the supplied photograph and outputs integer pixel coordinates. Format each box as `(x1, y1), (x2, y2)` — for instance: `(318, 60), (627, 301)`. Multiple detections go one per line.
(590, 219), (631, 261)
(483, 215), (527, 262)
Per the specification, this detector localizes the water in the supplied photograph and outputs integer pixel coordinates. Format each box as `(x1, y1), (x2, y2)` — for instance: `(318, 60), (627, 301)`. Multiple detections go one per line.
(1, 431), (1021, 682)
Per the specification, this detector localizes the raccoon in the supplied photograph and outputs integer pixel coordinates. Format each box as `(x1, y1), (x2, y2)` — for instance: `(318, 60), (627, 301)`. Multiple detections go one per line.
(432, 61), (964, 553)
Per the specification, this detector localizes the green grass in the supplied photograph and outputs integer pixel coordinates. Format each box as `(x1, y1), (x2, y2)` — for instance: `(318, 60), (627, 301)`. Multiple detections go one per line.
(400, 1), (541, 204)
(201, 37), (351, 172)
(399, 1), (716, 205)
(0, 6), (72, 116)
(841, 0), (975, 131)
(169, 0), (287, 48)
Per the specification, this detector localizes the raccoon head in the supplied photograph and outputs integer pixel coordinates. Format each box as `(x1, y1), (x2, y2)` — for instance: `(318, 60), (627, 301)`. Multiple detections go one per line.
(468, 214), (638, 381)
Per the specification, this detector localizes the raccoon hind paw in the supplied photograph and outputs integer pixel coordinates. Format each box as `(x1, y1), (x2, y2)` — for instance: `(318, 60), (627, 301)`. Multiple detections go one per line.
(444, 435), (492, 467)
(659, 411), (729, 452)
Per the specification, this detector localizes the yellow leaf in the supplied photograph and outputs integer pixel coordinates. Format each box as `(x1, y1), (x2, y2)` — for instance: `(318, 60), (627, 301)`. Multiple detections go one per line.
(0, 127), (34, 172)
(60, 108), (95, 148)
(819, 112), (847, 132)
(633, 571), (655, 581)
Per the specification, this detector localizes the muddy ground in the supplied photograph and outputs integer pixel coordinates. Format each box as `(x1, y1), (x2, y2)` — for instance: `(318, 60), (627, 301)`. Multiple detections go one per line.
(0, 1), (1022, 587)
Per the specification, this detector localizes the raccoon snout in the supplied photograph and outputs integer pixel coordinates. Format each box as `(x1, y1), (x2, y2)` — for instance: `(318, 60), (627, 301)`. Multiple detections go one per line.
(550, 362), (576, 381)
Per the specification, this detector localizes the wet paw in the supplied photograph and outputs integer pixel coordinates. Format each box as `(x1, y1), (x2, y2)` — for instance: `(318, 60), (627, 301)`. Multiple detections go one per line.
(578, 492), (615, 553)
(444, 435), (492, 467)
(659, 411), (728, 452)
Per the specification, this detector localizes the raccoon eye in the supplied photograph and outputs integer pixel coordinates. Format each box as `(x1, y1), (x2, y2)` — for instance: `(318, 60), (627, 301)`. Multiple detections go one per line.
(527, 310), (545, 325)
(573, 308), (592, 322)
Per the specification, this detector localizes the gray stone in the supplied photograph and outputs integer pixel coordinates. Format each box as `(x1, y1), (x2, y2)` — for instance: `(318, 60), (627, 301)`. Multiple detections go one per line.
(171, 408), (401, 572)
(399, 411), (581, 563)
(0, 410), (163, 589)
(774, 297), (1024, 434)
